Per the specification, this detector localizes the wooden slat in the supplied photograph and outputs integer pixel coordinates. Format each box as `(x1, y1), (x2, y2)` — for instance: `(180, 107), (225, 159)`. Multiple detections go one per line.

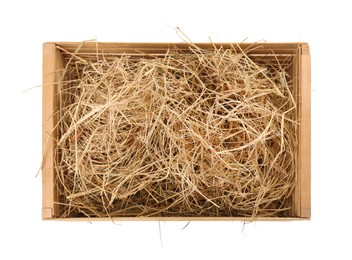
(45, 216), (306, 222)
(299, 44), (311, 218)
(42, 43), (64, 219)
(292, 43), (311, 218)
(53, 42), (303, 56)
(53, 41), (303, 49)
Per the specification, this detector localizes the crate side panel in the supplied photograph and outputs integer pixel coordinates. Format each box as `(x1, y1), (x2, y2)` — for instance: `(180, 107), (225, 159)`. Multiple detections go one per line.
(47, 217), (303, 222)
(42, 43), (64, 219)
(299, 44), (311, 218)
(55, 42), (302, 62)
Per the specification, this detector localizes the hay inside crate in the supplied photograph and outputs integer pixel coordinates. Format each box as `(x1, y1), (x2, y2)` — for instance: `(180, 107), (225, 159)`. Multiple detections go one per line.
(42, 42), (311, 220)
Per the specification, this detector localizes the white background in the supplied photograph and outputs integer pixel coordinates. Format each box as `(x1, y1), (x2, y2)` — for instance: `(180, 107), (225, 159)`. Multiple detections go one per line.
(0, 0), (351, 259)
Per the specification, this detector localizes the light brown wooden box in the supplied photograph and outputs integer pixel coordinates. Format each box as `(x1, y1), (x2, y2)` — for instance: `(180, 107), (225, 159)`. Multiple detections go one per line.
(42, 42), (311, 221)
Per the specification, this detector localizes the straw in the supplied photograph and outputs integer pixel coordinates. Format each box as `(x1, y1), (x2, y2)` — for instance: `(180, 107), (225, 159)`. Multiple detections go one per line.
(54, 44), (296, 218)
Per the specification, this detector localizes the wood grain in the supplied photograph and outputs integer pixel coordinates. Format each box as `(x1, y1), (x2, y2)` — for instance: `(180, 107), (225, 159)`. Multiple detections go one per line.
(42, 43), (64, 219)
(299, 44), (311, 218)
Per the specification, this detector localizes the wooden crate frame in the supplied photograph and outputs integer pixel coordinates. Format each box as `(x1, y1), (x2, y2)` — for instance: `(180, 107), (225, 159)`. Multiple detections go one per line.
(42, 42), (311, 221)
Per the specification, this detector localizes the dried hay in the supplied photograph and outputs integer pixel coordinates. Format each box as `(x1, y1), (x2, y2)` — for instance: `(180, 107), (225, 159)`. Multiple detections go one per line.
(55, 43), (296, 218)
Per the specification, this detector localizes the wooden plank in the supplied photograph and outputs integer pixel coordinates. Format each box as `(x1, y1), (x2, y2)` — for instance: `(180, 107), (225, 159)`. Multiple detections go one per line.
(44, 216), (306, 222)
(54, 42), (303, 55)
(42, 43), (64, 219)
(299, 44), (311, 218)
(54, 41), (303, 49)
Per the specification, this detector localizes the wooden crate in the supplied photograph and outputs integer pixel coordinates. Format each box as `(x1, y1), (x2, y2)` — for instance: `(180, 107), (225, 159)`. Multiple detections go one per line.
(42, 42), (311, 220)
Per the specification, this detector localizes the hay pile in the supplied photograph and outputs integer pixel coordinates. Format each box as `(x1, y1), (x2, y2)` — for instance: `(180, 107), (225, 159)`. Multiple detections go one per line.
(56, 44), (296, 218)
